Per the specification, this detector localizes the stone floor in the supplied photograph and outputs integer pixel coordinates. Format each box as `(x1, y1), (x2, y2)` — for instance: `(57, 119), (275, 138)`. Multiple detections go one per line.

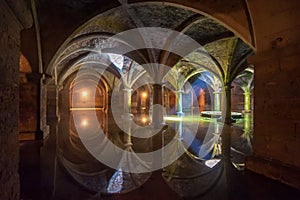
(20, 140), (300, 200)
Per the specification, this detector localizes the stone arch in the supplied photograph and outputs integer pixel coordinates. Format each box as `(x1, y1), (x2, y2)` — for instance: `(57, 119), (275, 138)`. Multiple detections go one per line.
(46, 1), (255, 80)
(126, 1), (255, 49)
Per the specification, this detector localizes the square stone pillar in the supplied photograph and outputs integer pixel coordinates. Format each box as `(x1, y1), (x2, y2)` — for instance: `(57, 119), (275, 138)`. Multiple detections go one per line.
(0, 0), (32, 199)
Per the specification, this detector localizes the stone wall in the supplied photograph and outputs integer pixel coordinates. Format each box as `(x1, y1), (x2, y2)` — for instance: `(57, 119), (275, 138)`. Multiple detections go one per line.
(246, 43), (300, 189)
(0, 0), (32, 199)
(19, 81), (37, 135)
(245, 0), (300, 189)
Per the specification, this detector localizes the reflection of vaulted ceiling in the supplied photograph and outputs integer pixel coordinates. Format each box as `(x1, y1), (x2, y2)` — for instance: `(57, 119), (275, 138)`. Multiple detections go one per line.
(44, 2), (252, 87)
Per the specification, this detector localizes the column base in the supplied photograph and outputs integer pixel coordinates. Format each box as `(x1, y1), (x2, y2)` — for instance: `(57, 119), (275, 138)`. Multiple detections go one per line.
(243, 110), (252, 113)
(176, 111), (184, 117)
(217, 117), (236, 124)
(246, 155), (300, 190)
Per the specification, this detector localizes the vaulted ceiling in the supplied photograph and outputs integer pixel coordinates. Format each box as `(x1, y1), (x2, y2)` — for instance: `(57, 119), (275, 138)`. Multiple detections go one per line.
(34, 2), (252, 86)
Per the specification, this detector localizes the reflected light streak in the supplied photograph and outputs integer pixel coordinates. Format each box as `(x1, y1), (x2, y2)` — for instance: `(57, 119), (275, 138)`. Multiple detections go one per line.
(164, 116), (182, 121)
(70, 108), (102, 111)
(205, 159), (221, 168)
(164, 115), (218, 123)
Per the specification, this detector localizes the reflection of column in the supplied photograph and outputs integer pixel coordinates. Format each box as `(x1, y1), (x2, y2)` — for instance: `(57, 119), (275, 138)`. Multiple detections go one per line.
(243, 113), (252, 152)
(190, 90), (193, 116)
(221, 83), (233, 163)
(175, 88), (184, 141)
(214, 121), (220, 134)
(199, 122), (219, 158)
(244, 91), (251, 113)
(213, 91), (221, 111)
(152, 84), (163, 128)
(176, 89), (184, 117)
(177, 119), (183, 139)
(41, 83), (58, 198)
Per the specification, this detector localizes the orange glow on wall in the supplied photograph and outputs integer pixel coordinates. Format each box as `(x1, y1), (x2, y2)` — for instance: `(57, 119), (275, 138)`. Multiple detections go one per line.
(81, 91), (88, 100)
(142, 117), (147, 123)
(81, 119), (88, 127)
(141, 92), (147, 98)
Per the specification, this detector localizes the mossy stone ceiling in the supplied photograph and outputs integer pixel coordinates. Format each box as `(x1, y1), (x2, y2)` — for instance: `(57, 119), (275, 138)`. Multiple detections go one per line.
(50, 3), (252, 84)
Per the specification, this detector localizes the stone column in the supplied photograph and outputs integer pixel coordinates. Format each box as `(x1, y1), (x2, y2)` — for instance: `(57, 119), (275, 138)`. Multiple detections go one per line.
(137, 90), (141, 113)
(243, 90), (251, 113)
(123, 88), (132, 115)
(213, 91), (221, 111)
(57, 88), (70, 148)
(176, 89), (184, 117)
(0, 1), (32, 199)
(33, 73), (44, 140)
(103, 86), (108, 134)
(165, 88), (170, 115)
(173, 89), (183, 142)
(190, 90), (193, 116)
(199, 89), (205, 112)
(152, 84), (164, 128)
(44, 82), (58, 136)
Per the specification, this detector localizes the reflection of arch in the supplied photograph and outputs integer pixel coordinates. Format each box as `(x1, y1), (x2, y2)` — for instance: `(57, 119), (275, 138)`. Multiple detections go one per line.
(68, 71), (109, 134)
(162, 139), (224, 198)
(131, 84), (151, 115)
(56, 70), (111, 193)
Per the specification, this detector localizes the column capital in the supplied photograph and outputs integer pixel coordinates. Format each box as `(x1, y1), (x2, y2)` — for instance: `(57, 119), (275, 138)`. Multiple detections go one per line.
(123, 88), (133, 92)
(176, 89), (184, 93)
(223, 85), (233, 90)
(152, 83), (163, 89)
